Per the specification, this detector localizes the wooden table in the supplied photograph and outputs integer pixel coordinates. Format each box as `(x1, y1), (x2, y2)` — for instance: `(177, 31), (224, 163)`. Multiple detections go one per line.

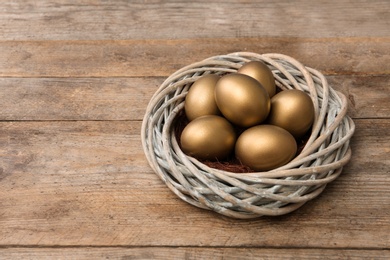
(1, 1), (389, 259)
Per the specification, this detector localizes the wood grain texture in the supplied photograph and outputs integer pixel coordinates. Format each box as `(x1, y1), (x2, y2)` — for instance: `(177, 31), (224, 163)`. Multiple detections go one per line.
(0, 0), (389, 40)
(0, 37), (389, 77)
(0, 77), (160, 121)
(1, 247), (389, 260)
(327, 75), (390, 119)
(1, 0), (389, 257)
(0, 75), (388, 121)
(0, 120), (388, 248)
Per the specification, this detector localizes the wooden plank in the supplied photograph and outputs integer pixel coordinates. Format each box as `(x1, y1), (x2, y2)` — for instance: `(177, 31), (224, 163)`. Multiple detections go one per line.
(0, 77), (160, 121)
(0, 119), (388, 248)
(0, 38), (389, 77)
(0, 75), (388, 121)
(1, 247), (389, 260)
(327, 75), (390, 119)
(0, 0), (389, 40)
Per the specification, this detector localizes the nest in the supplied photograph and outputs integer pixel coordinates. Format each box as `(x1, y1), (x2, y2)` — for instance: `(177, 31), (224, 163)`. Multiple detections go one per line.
(141, 52), (355, 219)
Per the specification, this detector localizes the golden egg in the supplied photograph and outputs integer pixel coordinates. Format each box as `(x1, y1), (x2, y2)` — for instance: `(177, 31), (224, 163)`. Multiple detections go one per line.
(235, 125), (297, 171)
(238, 60), (276, 97)
(180, 115), (236, 160)
(267, 89), (315, 138)
(184, 74), (221, 121)
(215, 73), (270, 128)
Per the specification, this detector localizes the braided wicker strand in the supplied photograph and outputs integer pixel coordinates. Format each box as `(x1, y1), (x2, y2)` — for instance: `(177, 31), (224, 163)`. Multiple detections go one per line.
(141, 52), (355, 219)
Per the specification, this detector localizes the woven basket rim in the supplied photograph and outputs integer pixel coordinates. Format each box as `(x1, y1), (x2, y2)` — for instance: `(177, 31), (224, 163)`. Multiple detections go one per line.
(141, 52), (355, 219)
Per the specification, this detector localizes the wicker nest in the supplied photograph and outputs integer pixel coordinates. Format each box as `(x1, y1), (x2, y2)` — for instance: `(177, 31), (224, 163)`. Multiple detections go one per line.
(141, 52), (355, 219)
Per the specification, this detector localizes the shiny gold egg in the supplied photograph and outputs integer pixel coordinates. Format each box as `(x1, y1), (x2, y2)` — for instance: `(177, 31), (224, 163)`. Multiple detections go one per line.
(180, 115), (236, 160)
(185, 74), (221, 121)
(238, 60), (276, 97)
(235, 125), (297, 171)
(215, 73), (270, 128)
(267, 89), (315, 138)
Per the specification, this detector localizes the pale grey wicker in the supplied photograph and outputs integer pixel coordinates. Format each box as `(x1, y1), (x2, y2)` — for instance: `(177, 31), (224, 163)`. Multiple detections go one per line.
(141, 52), (355, 219)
